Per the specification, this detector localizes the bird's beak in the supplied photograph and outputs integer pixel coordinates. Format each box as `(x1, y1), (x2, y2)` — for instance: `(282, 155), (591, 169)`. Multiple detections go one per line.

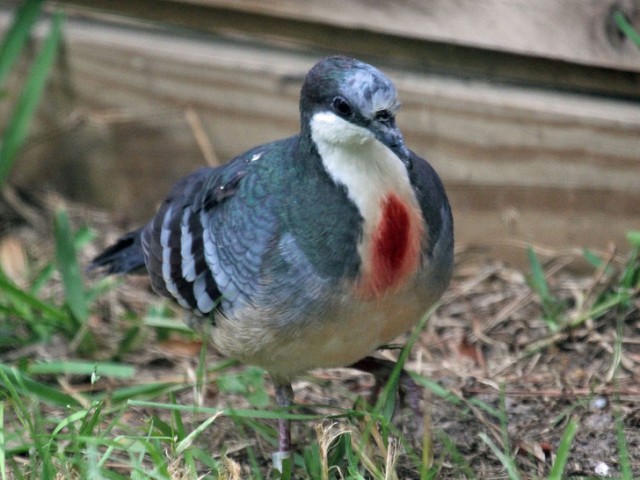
(378, 123), (410, 159)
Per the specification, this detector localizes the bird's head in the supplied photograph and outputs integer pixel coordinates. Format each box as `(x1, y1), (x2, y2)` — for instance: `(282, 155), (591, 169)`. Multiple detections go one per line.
(300, 56), (406, 155)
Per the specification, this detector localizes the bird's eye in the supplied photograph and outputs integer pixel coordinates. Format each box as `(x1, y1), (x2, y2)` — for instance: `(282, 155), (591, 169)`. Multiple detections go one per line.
(332, 97), (352, 117)
(376, 109), (392, 123)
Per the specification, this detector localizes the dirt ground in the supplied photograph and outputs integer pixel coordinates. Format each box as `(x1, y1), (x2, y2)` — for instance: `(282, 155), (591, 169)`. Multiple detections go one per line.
(1, 189), (639, 479)
(417, 251), (640, 478)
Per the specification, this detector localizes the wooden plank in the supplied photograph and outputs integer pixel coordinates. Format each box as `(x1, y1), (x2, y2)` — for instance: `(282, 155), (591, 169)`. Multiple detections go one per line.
(1, 12), (639, 261)
(53, 0), (640, 99)
(181, 0), (640, 71)
(398, 75), (640, 192)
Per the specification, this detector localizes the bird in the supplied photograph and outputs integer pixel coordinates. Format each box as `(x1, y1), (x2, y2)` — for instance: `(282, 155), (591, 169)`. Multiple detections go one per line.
(90, 55), (454, 468)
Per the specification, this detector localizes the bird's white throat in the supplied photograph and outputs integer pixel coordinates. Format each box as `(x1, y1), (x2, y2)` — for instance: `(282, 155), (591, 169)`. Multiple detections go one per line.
(310, 111), (423, 296)
(310, 111), (417, 232)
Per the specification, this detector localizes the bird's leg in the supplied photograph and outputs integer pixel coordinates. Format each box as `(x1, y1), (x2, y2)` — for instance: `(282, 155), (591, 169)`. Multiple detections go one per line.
(348, 356), (422, 426)
(272, 383), (294, 472)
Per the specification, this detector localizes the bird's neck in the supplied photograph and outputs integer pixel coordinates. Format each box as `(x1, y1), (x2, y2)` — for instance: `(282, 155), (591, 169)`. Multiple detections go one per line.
(309, 121), (424, 299)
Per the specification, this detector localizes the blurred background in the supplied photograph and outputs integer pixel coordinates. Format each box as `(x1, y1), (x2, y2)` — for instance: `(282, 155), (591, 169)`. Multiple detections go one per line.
(2, 0), (639, 266)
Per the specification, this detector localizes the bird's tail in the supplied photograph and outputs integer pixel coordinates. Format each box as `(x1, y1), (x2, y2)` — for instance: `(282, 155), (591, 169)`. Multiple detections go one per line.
(89, 228), (146, 274)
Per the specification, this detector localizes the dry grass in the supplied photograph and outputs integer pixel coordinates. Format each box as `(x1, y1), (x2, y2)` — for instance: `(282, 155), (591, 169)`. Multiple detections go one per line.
(1, 188), (638, 478)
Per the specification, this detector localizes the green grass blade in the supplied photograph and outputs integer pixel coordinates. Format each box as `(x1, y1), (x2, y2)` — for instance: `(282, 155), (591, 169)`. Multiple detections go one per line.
(0, 11), (63, 186)
(582, 248), (615, 274)
(627, 231), (640, 248)
(0, 0), (44, 86)
(569, 290), (632, 328)
(27, 360), (135, 379)
(128, 399), (320, 420)
(79, 401), (104, 438)
(189, 447), (221, 471)
(548, 416), (578, 480)
(582, 248), (602, 269)
(104, 382), (178, 404)
(620, 247), (639, 290)
(615, 403), (633, 479)
(526, 246), (565, 330)
(54, 209), (88, 323)
(527, 246), (550, 299)
(438, 432), (475, 479)
(411, 373), (502, 419)
(0, 273), (68, 322)
(0, 401), (5, 480)
(0, 364), (81, 407)
(30, 262), (55, 295)
(479, 432), (521, 480)
(374, 304), (439, 421)
(143, 314), (194, 332)
(175, 413), (220, 455)
(169, 393), (186, 441)
(613, 11), (640, 48)
(51, 409), (91, 436)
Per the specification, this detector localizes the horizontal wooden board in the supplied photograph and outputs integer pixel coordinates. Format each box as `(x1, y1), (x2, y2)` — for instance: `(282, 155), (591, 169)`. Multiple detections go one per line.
(51, 0), (640, 99)
(179, 0), (640, 72)
(1, 10), (639, 264)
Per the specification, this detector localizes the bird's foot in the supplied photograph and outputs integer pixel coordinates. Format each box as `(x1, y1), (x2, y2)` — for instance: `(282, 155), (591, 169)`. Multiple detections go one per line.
(271, 450), (292, 474)
(273, 383), (294, 473)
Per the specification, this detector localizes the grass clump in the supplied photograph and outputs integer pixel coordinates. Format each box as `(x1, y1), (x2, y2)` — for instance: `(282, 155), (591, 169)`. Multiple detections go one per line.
(0, 0), (63, 187)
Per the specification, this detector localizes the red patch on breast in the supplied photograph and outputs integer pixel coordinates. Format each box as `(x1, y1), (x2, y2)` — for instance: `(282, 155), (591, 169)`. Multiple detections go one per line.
(359, 193), (423, 298)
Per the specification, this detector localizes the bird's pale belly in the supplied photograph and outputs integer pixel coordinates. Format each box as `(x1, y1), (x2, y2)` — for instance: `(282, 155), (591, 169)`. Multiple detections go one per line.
(210, 279), (437, 380)
(276, 291), (428, 372)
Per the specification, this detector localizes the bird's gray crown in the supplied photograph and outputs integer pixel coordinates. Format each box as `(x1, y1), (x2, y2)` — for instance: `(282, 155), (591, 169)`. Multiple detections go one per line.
(300, 56), (400, 125)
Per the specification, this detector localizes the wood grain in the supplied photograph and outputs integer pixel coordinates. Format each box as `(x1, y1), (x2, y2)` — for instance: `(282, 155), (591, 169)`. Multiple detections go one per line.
(53, 0), (640, 98)
(0, 9), (638, 263)
(180, 0), (640, 71)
